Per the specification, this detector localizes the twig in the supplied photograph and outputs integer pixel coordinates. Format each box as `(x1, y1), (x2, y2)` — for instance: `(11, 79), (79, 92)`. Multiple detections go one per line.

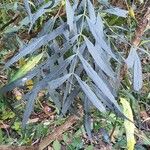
(109, 117), (118, 141)
(0, 145), (37, 150)
(0, 13), (19, 31)
(38, 112), (82, 150)
(132, 7), (150, 46)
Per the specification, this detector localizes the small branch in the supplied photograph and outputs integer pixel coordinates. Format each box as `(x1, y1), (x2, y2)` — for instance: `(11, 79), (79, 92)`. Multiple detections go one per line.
(109, 117), (118, 141)
(132, 7), (150, 46)
(0, 145), (38, 150)
(38, 112), (82, 150)
(0, 13), (19, 31)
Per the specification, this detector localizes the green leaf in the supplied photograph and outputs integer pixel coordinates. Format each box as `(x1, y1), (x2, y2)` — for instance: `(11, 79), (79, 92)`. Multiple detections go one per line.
(52, 140), (61, 150)
(0, 129), (3, 143)
(11, 122), (21, 131)
(86, 145), (94, 150)
(120, 98), (136, 150)
(9, 53), (44, 83)
(2, 111), (15, 120)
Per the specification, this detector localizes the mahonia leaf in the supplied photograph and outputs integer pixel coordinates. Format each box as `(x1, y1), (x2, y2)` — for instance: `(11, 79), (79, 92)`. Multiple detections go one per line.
(91, 83), (122, 115)
(78, 54), (118, 107)
(23, 74), (71, 127)
(125, 47), (137, 68)
(84, 96), (92, 140)
(84, 36), (115, 79)
(24, 55), (75, 99)
(61, 88), (80, 115)
(48, 74), (71, 89)
(66, 0), (74, 31)
(75, 74), (106, 112)
(23, 0), (32, 23)
(22, 91), (38, 127)
(96, 14), (104, 37)
(87, 17), (117, 60)
(105, 7), (128, 18)
(125, 47), (143, 91)
(5, 24), (67, 68)
(29, 0), (59, 30)
(87, 0), (96, 23)
(133, 53), (143, 91)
